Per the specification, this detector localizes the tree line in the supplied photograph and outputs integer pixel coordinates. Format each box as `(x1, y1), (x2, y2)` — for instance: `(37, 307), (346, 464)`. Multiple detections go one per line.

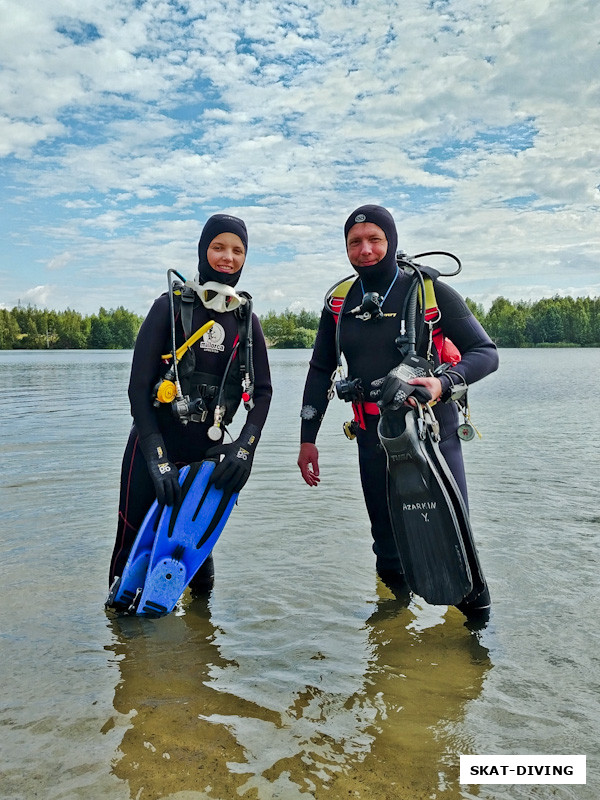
(0, 305), (143, 349)
(2, 295), (599, 350)
(467, 295), (600, 347)
(261, 296), (600, 348)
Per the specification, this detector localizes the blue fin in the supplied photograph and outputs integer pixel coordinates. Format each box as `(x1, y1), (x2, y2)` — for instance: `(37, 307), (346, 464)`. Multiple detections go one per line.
(136, 460), (237, 615)
(106, 492), (167, 611)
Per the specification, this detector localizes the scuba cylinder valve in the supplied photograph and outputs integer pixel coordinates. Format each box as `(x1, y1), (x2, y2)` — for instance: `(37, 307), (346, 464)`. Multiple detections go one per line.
(154, 267), (256, 433)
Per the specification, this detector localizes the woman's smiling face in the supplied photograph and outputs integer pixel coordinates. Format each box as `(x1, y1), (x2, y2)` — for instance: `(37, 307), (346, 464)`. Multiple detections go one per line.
(206, 232), (246, 276)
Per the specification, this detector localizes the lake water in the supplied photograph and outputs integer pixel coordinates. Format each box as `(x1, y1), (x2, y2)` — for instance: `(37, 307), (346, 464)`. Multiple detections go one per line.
(0, 348), (598, 800)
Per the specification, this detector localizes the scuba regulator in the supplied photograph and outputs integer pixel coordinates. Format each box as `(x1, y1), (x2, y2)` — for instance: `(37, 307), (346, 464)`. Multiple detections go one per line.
(153, 317), (216, 409)
(347, 291), (384, 321)
(326, 248), (464, 440)
(152, 269), (255, 436)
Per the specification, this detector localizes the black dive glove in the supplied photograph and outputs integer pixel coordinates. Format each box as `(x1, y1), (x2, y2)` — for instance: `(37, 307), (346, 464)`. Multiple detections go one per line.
(206, 423), (260, 494)
(370, 368), (432, 412)
(139, 433), (181, 506)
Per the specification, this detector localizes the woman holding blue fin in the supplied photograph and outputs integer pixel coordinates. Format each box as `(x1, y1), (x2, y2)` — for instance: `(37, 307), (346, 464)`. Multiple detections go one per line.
(298, 205), (498, 624)
(107, 214), (272, 613)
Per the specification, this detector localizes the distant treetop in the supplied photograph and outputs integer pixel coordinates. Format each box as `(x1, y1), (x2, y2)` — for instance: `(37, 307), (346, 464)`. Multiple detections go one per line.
(0, 305), (143, 349)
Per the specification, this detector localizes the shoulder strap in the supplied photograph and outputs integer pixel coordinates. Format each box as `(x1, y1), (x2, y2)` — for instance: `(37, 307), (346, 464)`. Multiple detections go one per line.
(324, 274), (357, 321)
(418, 276), (440, 324)
(172, 284), (197, 340)
(418, 275), (461, 365)
(235, 292), (255, 409)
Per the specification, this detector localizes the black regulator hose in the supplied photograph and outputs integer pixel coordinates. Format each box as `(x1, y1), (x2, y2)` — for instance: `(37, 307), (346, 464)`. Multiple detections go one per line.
(166, 269), (187, 396)
(413, 250), (462, 277)
(244, 294), (255, 407)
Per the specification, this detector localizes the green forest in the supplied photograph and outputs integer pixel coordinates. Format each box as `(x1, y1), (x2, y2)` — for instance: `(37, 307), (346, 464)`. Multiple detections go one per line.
(467, 295), (600, 348)
(259, 295), (600, 348)
(0, 306), (143, 349)
(1, 295), (599, 349)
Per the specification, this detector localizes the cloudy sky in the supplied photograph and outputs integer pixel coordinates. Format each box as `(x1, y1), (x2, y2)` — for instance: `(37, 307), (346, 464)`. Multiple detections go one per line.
(1, 0), (598, 317)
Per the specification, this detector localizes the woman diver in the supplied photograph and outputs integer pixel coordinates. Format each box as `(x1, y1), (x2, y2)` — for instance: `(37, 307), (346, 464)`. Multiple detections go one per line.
(108, 214), (272, 596)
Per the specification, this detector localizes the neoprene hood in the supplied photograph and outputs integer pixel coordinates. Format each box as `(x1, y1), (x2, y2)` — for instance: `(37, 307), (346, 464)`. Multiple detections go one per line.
(344, 204), (399, 292)
(197, 214), (248, 287)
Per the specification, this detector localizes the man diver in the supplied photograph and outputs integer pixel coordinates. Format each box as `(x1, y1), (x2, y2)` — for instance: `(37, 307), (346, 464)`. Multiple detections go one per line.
(297, 205), (498, 621)
(108, 214), (272, 596)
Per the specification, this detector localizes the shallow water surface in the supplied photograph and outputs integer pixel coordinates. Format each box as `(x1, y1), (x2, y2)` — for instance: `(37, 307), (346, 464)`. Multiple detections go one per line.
(0, 348), (598, 800)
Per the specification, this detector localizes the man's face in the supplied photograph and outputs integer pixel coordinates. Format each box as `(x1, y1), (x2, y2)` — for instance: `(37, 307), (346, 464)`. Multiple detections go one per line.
(346, 222), (388, 267)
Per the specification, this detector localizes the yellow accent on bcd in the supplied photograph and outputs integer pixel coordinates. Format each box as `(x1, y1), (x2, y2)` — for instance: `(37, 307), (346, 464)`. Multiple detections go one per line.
(161, 319), (215, 361)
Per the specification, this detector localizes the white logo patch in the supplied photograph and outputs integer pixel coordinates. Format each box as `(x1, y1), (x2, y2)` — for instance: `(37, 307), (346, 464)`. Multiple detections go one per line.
(355, 213), (366, 223)
(200, 322), (226, 352)
(300, 404), (318, 420)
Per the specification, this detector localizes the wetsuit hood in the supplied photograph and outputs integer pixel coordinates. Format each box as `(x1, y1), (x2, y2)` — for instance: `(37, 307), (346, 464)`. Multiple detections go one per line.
(197, 214), (248, 287)
(344, 204), (398, 293)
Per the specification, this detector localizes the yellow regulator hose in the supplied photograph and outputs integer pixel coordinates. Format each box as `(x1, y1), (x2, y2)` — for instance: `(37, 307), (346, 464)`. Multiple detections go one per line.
(161, 320), (215, 362)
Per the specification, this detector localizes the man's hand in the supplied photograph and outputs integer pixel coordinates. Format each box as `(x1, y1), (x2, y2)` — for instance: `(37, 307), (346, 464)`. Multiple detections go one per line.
(407, 376), (442, 403)
(298, 442), (320, 487)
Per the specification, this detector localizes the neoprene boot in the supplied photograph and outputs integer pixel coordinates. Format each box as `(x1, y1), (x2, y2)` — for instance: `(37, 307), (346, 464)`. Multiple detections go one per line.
(456, 583), (491, 627)
(377, 568), (412, 604)
(189, 554), (215, 595)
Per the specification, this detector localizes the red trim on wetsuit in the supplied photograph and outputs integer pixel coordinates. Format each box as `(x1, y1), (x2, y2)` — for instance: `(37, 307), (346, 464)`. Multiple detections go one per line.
(109, 436), (141, 580)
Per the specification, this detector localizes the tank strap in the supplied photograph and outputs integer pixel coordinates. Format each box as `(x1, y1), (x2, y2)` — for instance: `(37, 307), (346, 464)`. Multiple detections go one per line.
(171, 284), (197, 341)
(179, 286), (196, 340)
(324, 275), (358, 321)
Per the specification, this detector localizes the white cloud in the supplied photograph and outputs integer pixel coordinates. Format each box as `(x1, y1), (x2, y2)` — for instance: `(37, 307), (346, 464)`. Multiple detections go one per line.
(0, 0), (598, 316)
(47, 251), (74, 270)
(21, 285), (54, 306)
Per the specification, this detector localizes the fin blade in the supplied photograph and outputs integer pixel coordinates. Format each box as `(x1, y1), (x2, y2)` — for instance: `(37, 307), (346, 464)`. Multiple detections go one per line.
(422, 428), (489, 602)
(107, 498), (164, 609)
(135, 460), (237, 614)
(379, 407), (472, 605)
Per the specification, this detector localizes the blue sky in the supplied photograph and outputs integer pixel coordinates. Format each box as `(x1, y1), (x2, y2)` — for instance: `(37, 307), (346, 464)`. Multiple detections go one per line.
(1, 0), (598, 317)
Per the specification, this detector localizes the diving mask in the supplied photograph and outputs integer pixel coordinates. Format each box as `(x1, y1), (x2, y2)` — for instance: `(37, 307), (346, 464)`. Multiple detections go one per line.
(187, 280), (247, 313)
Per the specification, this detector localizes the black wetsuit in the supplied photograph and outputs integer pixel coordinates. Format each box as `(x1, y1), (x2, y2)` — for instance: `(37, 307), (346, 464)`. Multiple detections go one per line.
(109, 292), (272, 587)
(300, 270), (498, 581)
